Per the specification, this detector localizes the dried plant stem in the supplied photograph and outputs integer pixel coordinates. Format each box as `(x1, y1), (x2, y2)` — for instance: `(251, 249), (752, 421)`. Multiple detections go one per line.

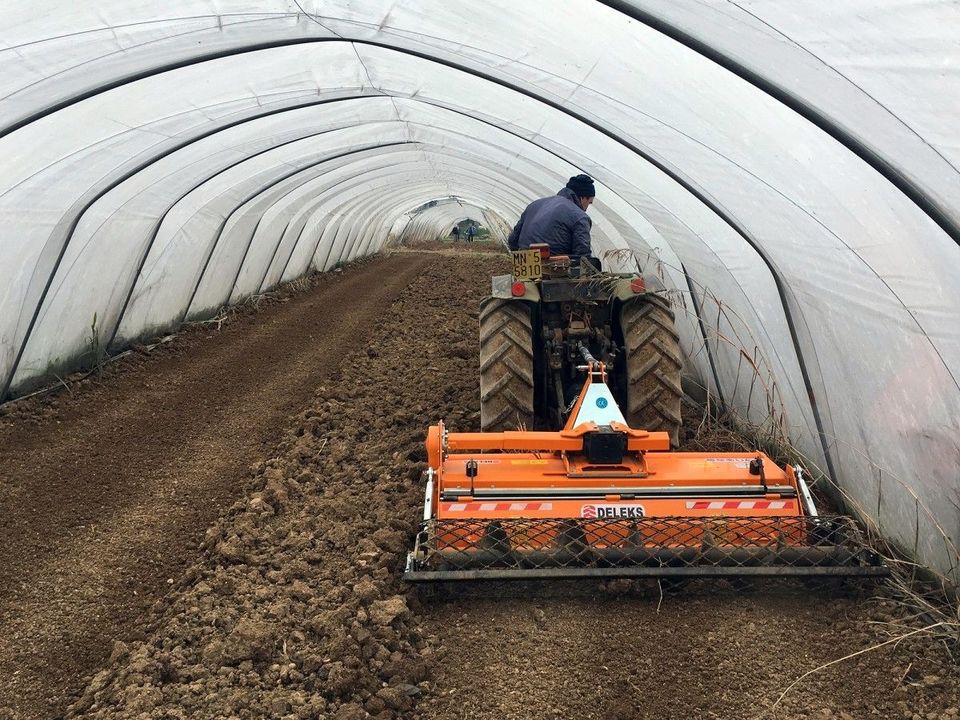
(768, 622), (944, 713)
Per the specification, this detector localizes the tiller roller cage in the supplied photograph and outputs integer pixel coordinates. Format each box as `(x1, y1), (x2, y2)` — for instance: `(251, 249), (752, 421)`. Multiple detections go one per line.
(405, 358), (887, 582)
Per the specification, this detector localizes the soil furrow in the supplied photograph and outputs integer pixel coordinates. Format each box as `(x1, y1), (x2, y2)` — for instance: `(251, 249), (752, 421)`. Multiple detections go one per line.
(0, 253), (430, 719)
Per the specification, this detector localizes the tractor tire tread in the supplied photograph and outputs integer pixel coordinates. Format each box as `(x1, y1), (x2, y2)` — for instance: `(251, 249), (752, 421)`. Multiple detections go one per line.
(479, 298), (535, 432)
(621, 295), (683, 445)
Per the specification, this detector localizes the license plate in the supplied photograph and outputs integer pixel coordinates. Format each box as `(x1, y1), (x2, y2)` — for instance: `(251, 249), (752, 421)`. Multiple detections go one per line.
(512, 249), (542, 281)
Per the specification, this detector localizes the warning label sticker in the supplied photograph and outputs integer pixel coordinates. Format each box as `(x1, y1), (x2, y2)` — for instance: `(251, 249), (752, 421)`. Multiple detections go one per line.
(580, 504), (646, 519)
(704, 458), (750, 468)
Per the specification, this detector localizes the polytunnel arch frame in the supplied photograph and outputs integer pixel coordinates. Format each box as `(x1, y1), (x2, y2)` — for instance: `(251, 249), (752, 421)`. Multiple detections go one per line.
(166, 141), (423, 333)
(597, 0), (960, 249)
(222, 152), (532, 295)
(271, 160), (534, 264)
(174, 151), (528, 329)
(5, 8), (959, 255)
(176, 132), (569, 314)
(14, 87), (693, 393)
(96, 128), (503, 351)
(183, 145), (456, 314)
(115, 140), (538, 342)
(6, 22), (953, 266)
(184, 117), (532, 313)
(3, 33), (913, 485)
(0, 89), (554, 397)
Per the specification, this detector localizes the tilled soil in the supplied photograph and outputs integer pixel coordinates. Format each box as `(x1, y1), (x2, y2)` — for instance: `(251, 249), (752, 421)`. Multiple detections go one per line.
(1, 250), (957, 720)
(0, 254), (429, 719)
(401, 239), (505, 254)
(422, 588), (958, 720)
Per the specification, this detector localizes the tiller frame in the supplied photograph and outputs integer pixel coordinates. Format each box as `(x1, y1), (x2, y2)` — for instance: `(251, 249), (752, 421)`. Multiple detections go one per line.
(405, 350), (887, 582)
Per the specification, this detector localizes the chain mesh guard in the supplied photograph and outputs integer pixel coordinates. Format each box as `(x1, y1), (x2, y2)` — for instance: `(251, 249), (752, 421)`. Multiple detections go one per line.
(405, 515), (888, 581)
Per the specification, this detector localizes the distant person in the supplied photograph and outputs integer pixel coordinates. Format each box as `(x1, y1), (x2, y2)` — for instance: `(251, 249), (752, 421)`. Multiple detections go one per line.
(507, 174), (595, 261)
(452, 224), (460, 241)
(467, 223), (477, 242)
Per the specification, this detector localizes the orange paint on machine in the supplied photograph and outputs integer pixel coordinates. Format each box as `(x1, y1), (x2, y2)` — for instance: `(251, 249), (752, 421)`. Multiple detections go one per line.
(405, 358), (887, 582)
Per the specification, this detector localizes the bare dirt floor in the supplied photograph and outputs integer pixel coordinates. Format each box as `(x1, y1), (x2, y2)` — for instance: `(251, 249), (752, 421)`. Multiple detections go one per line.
(0, 249), (957, 720)
(397, 239), (504, 254)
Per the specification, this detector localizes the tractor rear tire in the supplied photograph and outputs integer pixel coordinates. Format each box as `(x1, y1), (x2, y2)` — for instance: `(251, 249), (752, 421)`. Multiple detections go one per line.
(620, 294), (683, 446)
(479, 297), (535, 431)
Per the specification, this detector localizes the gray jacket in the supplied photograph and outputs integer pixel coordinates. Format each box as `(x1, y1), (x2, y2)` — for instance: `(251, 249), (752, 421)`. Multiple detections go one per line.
(507, 187), (592, 258)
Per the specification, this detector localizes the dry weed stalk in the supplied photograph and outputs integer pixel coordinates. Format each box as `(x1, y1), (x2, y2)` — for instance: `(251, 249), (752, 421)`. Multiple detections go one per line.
(761, 622), (948, 717)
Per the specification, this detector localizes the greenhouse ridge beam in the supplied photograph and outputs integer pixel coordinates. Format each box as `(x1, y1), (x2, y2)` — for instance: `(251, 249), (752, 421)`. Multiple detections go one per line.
(600, 0), (960, 250)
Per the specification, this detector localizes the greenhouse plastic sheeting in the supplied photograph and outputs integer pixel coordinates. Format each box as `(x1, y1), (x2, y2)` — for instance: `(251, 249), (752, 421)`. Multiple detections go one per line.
(0, 1), (958, 582)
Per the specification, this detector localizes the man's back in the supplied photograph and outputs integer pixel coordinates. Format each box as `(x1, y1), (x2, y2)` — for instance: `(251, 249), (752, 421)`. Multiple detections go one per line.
(508, 186), (592, 259)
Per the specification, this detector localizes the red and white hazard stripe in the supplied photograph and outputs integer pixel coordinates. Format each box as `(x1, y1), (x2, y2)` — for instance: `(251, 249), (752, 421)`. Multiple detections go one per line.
(685, 500), (792, 511)
(443, 502), (554, 512)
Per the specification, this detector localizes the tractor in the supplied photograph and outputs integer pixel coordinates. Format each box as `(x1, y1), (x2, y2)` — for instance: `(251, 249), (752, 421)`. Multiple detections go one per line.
(480, 245), (682, 444)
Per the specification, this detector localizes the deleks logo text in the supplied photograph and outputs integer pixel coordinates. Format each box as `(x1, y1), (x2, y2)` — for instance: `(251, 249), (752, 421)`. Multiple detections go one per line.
(580, 504), (646, 519)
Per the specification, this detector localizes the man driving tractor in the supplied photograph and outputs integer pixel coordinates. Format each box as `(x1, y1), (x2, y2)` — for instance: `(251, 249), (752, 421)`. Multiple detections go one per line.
(507, 174), (596, 262)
